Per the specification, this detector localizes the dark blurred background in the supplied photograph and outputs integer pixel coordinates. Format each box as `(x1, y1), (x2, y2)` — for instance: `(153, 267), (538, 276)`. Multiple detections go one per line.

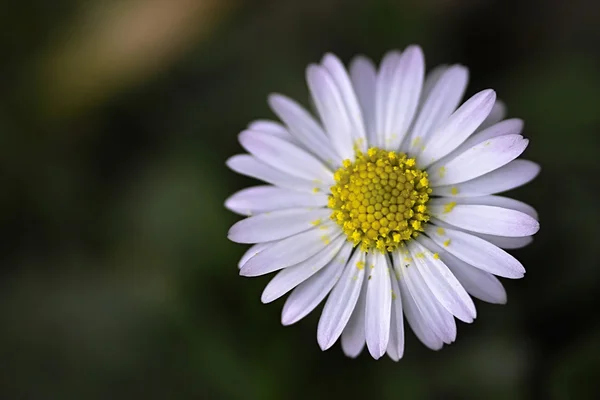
(1, 0), (599, 398)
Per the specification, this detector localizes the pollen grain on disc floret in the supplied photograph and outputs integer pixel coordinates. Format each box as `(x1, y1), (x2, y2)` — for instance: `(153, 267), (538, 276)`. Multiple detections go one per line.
(328, 147), (432, 253)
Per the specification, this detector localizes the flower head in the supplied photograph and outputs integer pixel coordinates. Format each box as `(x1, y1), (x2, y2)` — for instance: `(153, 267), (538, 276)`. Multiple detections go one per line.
(226, 45), (540, 360)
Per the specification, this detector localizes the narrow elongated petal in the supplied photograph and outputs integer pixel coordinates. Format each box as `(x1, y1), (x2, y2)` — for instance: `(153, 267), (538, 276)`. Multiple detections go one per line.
(238, 242), (272, 269)
(322, 53), (367, 152)
(407, 65), (468, 154)
(239, 130), (334, 183)
(268, 94), (341, 167)
(449, 262), (507, 304)
(477, 233), (533, 249)
(429, 118), (524, 171)
(432, 159), (540, 197)
(240, 222), (341, 277)
(381, 46), (425, 149)
(349, 56), (377, 145)
(226, 155), (321, 192)
(428, 134), (529, 186)
(395, 251), (456, 344)
(341, 275), (368, 358)
(393, 252), (456, 345)
(426, 226), (526, 279)
(306, 65), (355, 160)
(432, 219), (535, 249)
(317, 250), (365, 351)
(476, 100), (506, 132)
(386, 272), (405, 361)
(228, 208), (332, 244)
(431, 195), (538, 219)
(419, 89), (496, 166)
(428, 203), (539, 237)
(421, 64), (448, 101)
(419, 235), (507, 304)
(261, 236), (345, 303)
(409, 240), (476, 323)
(281, 242), (353, 325)
(470, 117), (523, 147)
(247, 120), (294, 141)
(396, 260), (443, 350)
(431, 219), (533, 249)
(375, 50), (402, 147)
(225, 186), (328, 216)
(365, 252), (392, 359)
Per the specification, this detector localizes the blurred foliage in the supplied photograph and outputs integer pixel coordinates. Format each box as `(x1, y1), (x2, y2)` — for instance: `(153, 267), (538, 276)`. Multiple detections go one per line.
(1, 0), (600, 399)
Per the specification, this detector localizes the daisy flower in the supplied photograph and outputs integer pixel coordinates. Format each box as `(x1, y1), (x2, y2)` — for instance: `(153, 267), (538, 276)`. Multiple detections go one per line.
(225, 45), (540, 360)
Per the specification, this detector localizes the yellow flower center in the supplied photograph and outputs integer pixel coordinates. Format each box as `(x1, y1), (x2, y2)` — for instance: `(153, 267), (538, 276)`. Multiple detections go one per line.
(328, 147), (432, 252)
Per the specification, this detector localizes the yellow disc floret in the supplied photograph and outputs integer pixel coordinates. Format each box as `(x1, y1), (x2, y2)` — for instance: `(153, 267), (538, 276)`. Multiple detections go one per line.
(328, 147), (432, 253)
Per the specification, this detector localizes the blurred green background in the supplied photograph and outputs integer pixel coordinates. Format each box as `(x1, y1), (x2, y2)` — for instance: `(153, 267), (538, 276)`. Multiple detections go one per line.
(1, 0), (600, 398)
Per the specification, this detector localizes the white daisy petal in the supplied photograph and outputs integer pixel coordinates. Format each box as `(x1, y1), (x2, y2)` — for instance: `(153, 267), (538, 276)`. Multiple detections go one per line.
(428, 134), (529, 186)
(261, 235), (346, 303)
(226, 154), (320, 192)
(476, 233), (533, 249)
(407, 65), (468, 154)
(247, 120), (294, 140)
(238, 242), (271, 269)
(228, 208), (332, 244)
(431, 195), (538, 219)
(240, 222), (341, 277)
(409, 240), (476, 323)
(418, 235), (507, 304)
(417, 287), (457, 345)
(448, 262), (507, 305)
(396, 260), (443, 350)
(459, 117), (524, 155)
(432, 159), (540, 197)
(281, 242), (353, 325)
(431, 219), (535, 249)
(306, 65), (355, 160)
(382, 45), (425, 149)
(341, 274), (368, 358)
(476, 99), (506, 132)
(405, 63), (449, 152)
(429, 118), (524, 171)
(239, 130), (334, 183)
(322, 53), (368, 152)
(225, 185), (328, 216)
(392, 250), (456, 345)
(479, 195), (538, 219)
(421, 64), (448, 101)
(349, 56), (377, 145)
(317, 250), (365, 351)
(365, 252), (392, 359)
(395, 251), (456, 344)
(428, 201), (539, 237)
(268, 94), (341, 167)
(375, 50), (402, 147)
(386, 272), (405, 361)
(419, 89), (496, 167)
(426, 226), (525, 279)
